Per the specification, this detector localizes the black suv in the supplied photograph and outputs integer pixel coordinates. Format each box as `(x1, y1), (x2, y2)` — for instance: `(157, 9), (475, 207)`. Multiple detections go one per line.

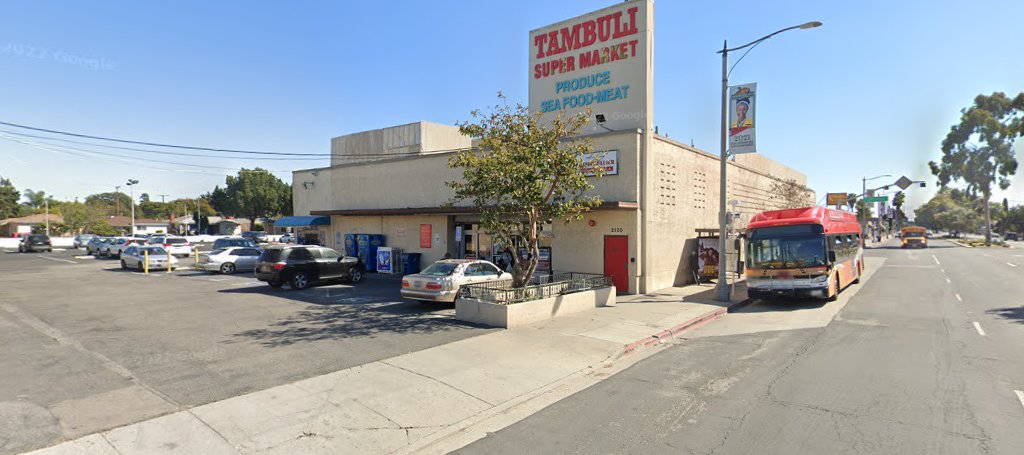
(18, 234), (52, 253)
(255, 245), (364, 289)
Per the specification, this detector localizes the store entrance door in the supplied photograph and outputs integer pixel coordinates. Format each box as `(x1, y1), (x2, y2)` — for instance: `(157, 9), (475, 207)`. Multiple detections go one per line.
(603, 236), (629, 293)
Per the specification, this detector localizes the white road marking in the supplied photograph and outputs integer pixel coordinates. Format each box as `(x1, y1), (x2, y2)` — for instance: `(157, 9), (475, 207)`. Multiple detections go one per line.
(1015, 390), (1024, 411)
(945, 277), (951, 284)
(1008, 262), (1018, 268)
(955, 293), (963, 302)
(36, 256), (77, 264)
(932, 255), (941, 265)
(973, 321), (986, 336)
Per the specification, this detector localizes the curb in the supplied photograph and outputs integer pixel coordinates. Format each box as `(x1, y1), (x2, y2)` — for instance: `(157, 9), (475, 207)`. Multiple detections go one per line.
(617, 297), (754, 359)
(950, 240), (973, 248)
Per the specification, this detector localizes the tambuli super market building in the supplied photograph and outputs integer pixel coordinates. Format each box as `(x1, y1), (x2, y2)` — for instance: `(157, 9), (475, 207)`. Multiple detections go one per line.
(290, 0), (812, 294)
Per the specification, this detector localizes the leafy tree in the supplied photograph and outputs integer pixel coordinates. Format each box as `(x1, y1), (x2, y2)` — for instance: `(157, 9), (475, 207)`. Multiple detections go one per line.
(139, 193), (150, 203)
(57, 203), (98, 234)
(934, 205), (980, 236)
(221, 169), (292, 227)
(85, 192), (132, 216)
(931, 92), (1024, 244)
(448, 98), (601, 288)
(0, 177), (19, 219)
(769, 178), (813, 209)
(206, 185), (231, 215)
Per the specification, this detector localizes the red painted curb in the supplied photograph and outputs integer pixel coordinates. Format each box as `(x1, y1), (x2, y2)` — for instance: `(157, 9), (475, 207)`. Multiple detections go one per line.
(619, 299), (749, 358)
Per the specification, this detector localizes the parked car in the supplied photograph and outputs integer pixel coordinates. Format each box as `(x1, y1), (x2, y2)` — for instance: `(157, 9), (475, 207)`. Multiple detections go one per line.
(242, 231), (269, 244)
(1007, 232), (1020, 241)
(86, 237), (113, 256)
(18, 234), (53, 253)
(198, 246), (263, 274)
(73, 234), (96, 249)
(254, 245), (364, 289)
(401, 259), (511, 303)
(148, 235), (192, 257)
(120, 245), (177, 271)
(105, 237), (147, 258)
(212, 237), (259, 250)
(279, 233), (294, 244)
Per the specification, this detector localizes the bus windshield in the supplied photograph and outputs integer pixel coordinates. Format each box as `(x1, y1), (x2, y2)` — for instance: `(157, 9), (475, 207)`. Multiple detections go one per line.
(902, 230), (925, 238)
(747, 225), (827, 269)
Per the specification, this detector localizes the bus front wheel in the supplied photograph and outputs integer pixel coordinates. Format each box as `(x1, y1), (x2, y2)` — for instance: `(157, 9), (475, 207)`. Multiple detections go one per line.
(827, 276), (840, 302)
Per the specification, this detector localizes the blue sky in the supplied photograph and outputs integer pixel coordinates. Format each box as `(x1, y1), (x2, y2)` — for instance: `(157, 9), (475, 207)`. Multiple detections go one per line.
(1, 0), (1022, 212)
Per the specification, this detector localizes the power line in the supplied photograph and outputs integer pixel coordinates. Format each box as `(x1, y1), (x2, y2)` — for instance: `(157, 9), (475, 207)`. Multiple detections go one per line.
(0, 120), (473, 160)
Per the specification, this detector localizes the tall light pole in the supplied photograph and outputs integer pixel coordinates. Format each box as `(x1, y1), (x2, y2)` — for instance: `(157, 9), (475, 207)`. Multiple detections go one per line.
(716, 21), (822, 302)
(114, 185), (121, 217)
(126, 179), (139, 235)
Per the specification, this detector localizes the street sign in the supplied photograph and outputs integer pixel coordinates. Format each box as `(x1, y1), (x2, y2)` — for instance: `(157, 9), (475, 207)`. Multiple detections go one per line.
(895, 176), (913, 190)
(826, 193), (848, 206)
(863, 196), (888, 203)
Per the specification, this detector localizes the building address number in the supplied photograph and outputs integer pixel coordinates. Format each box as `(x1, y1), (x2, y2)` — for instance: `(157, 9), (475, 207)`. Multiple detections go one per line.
(610, 227), (624, 233)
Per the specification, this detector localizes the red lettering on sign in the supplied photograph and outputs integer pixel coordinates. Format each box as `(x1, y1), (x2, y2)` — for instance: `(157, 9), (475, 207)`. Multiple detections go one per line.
(534, 6), (639, 59)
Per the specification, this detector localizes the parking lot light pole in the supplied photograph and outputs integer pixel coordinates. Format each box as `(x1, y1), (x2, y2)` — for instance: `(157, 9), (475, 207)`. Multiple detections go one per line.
(126, 179), (139, 235)
(715, 21), (822, 302)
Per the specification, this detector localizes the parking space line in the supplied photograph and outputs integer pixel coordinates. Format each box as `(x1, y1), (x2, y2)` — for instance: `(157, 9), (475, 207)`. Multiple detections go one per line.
(955, 293), (962, 302)
(1008, 262), (1018, 268)
(973, 321), (986, 336)
(36, 255), (77, 264)
(1015, 390), (1024, 411)
(945, 277), (951, 284)
(932, 255), (940, 265)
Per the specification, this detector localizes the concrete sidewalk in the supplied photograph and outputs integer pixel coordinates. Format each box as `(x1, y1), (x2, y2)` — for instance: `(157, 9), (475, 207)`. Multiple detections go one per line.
(27, 282), (748, 455)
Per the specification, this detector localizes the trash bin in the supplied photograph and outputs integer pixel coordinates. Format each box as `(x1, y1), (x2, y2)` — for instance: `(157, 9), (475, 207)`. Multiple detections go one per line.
(402, 253), (422, 274)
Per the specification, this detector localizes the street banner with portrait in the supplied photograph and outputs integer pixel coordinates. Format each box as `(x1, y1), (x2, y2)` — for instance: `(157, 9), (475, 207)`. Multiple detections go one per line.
(697, 237), (720, 278)
(728, 83), (757, 154)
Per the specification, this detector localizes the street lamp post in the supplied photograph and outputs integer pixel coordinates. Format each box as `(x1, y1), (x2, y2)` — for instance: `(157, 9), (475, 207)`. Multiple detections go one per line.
(126, 179), (139, 235)
(715, 21), (822, 302)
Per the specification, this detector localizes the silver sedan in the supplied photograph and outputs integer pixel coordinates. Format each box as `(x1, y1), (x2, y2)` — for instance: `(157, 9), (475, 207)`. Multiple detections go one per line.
(197, 246), (263, 274)
(401, 259), (511, 303)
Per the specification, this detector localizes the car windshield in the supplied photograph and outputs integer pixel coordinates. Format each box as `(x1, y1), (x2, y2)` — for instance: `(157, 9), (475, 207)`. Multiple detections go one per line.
(141, 247), (167, 255)
(420, 262), (459, 276)
(210, 248), (229, 255)
(28, 235), (48, 241)
(166, 238), (187, 244)
(260, 249), (283, 262)
(748, 225), (827, 269)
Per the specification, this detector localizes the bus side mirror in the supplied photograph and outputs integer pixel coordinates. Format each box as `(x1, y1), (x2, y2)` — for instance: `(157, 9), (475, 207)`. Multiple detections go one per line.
(827, 251), (836, 263)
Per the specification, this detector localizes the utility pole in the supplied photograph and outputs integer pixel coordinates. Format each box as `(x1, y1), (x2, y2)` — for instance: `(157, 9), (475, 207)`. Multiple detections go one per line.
(115, 185), (121, 216)
(126, 179), (139, 235)
(157, 194), (168, 203)
(45, 198), (50, 236)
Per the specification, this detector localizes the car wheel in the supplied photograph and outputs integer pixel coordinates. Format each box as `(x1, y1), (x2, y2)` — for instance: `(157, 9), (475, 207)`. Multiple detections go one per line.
(121, 260), (127, 269)
(220, 263), (236, 274)
(347, 267), (363, 284)
(290, 272), (310, 290)
(827, 276), (839, 302)
(268, 280), (283, 289)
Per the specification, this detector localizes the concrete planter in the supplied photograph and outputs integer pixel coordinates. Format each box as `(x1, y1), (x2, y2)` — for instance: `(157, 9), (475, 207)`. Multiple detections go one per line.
(456, 286), (616, 328)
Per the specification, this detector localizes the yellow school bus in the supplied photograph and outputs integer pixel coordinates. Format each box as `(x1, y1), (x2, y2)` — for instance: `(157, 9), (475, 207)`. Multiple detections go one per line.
(900, 226), (927, 248)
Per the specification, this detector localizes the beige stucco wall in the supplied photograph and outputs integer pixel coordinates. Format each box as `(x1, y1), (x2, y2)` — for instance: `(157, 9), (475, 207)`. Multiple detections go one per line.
(550, 210), (641, 293)
(292, 168), (334, 216)
(329, 214), (453, 266)
(330, 121), (471, 167)
(642, 135), (815, 290)
(585, 131), (641, 204)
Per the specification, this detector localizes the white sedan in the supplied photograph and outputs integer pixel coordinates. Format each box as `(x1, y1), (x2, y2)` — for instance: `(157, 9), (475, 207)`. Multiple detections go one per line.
(401, 259), (511, 303)
(121, 246), (178, 271)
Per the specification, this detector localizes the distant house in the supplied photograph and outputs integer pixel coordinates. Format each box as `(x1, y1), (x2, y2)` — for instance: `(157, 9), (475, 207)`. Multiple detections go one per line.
(0, 213), (64, 237)
(104, 216), (169, 235)
(172, 215), (253, 236)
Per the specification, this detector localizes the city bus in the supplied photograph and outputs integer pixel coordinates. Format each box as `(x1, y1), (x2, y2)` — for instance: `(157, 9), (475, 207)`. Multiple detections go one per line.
(745, 206), (863, 301)
(900, 226), (928, 248)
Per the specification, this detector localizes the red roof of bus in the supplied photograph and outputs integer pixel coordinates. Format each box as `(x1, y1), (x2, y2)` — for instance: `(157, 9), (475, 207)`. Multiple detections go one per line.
(746, 206), (860, 234)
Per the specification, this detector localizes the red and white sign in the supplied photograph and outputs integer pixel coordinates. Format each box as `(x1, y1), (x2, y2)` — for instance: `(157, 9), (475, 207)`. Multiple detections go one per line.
(580, 150), (619, 176)
(529, 0), (653, 134)
(419, 224), (432, 249)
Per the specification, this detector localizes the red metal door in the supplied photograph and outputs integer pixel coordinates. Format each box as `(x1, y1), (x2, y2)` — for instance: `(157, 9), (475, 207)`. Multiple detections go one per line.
(603, 236), (629, 293)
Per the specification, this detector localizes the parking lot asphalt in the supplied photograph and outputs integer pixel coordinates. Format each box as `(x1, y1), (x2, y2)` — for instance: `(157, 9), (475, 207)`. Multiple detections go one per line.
(0, 247), (495, 454)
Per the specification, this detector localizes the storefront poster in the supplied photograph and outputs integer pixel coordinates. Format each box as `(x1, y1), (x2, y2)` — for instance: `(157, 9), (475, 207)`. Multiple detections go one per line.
(537, 247), (552, 273)
(728, 83), (757, 154)
(697, 238), (720, 278)
(376, 247), (394, 274)
(420, 224), (431, 248)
